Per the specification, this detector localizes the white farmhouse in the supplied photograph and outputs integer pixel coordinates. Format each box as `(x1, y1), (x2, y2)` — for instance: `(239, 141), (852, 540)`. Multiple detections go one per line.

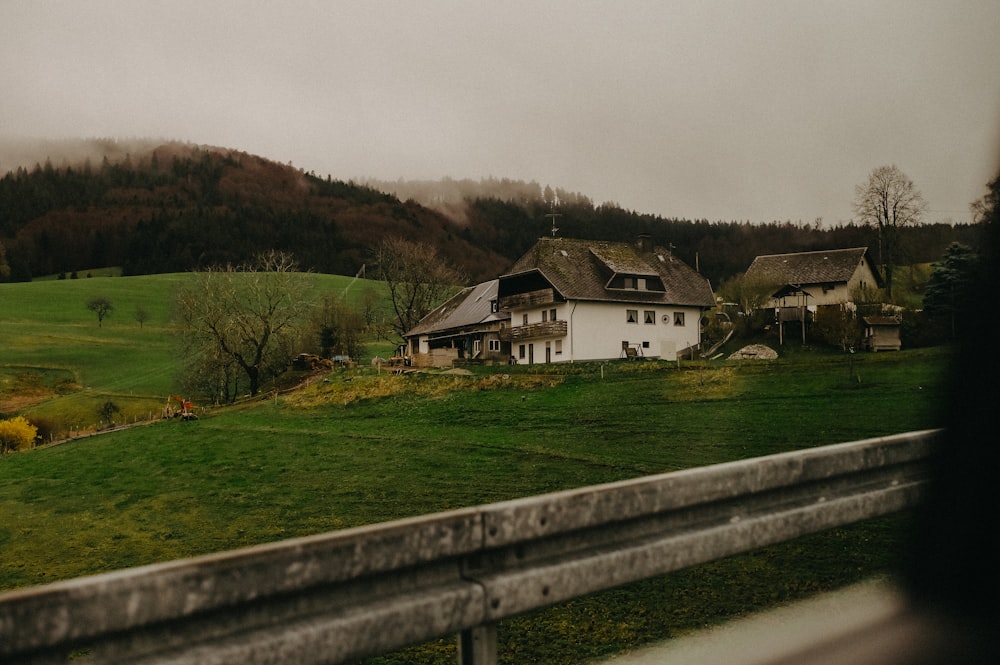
(497, 235), (715, 363)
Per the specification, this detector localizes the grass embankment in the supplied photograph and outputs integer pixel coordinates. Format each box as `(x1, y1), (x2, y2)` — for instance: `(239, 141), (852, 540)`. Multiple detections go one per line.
(0, 272), (390, 438)
(0, 348), (949, 663)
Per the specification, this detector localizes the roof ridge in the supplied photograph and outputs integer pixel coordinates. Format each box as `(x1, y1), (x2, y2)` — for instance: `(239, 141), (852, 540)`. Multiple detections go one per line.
(755, 247), (868, 259)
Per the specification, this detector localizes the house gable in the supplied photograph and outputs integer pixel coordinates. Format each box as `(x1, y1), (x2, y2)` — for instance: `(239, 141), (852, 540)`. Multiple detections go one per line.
(746, 247), (883, 289)
(745, 247), (883, 307)
(500, 237), (714, 308)
(498, 236), (714, 363)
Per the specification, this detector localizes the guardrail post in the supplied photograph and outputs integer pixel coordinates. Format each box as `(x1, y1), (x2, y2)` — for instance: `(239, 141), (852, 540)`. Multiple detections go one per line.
(458, 624), (497, 665)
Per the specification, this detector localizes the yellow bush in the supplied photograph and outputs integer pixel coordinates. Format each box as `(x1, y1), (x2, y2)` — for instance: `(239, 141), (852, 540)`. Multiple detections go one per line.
(0, 416), (39, 453)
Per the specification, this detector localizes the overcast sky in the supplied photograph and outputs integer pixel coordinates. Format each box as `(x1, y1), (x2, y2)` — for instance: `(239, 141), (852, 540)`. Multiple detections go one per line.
(2, 1), (999, 225)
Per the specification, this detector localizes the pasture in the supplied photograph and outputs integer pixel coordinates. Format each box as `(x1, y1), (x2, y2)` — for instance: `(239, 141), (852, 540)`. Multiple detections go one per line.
(0, 272), (389, 438)
(0, 336), (950, 663)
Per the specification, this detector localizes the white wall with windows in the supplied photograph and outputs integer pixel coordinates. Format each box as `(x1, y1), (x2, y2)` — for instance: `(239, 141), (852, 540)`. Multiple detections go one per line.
(512, 301), (704, 363)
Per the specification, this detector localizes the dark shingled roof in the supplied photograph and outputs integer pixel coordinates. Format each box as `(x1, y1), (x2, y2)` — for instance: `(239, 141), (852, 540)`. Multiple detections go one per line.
(406, 279), (508, 336)
(502, 237), (715, 307)
(744, 247), (882, 287)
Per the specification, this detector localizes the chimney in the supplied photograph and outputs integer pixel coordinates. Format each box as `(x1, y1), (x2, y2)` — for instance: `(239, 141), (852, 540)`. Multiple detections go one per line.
(637, 233), (653, 254)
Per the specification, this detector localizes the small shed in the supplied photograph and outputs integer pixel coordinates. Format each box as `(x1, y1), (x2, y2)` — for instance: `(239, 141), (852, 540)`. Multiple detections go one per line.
(861, 315), (901, 352)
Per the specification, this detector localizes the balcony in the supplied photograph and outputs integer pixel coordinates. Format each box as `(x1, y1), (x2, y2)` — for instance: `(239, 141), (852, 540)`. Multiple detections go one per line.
(501, 319), (567, 341)
(499, 288), (558, 310)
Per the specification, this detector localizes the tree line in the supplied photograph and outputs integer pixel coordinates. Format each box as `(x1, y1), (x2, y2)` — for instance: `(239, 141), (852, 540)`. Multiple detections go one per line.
(0, 143), (985, 289)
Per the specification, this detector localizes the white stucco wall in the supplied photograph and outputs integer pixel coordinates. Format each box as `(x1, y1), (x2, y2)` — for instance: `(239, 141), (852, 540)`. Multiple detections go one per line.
(511, 300), (703, 363)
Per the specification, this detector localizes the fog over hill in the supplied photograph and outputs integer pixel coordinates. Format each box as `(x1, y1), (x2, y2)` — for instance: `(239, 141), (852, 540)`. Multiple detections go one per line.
(0, 137), (165, 173)
(0, 138), (984, 289)
(0, 140), (513, 282)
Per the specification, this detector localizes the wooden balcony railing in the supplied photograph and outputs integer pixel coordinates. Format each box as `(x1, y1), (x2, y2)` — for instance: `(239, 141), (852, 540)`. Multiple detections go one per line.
(499, 288), (558, 310)
(499, 319), (567, 341)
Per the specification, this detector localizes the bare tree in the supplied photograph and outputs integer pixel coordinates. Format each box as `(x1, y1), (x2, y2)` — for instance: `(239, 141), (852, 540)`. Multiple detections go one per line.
(176, 251), (312, 399)
(970, 172), (999, 224)
(853, 165), (927, 300)
(375, 237), (463, 339)
(86, 296), (114, 326)
(308, 293), (367, 360)
(133, 305), (150, 328)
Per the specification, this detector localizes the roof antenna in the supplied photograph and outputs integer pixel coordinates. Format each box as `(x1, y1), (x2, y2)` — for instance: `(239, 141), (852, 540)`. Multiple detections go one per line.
(545, 212), (562, 237)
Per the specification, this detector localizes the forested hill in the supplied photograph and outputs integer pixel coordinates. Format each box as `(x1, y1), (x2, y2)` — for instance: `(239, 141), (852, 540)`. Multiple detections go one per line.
(0, 140), (982, 287)
(0, 142), (510, 283)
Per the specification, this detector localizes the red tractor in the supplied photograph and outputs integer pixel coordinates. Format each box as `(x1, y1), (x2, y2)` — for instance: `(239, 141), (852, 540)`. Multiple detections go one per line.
(167, 395), (198, 421)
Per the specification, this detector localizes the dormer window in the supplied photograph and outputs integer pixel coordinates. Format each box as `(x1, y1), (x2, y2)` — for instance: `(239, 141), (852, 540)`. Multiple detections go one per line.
(608, 274), (665, 292)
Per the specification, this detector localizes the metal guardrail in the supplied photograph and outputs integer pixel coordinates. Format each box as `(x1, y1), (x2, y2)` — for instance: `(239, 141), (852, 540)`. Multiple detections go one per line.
(0, 430), (937, 665)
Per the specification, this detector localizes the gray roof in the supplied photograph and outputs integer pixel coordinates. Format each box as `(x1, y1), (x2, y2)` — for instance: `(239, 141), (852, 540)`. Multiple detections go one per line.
(744, 247), (883, 287)
(406, 279), (508, 337)
(862, 315), (900, 326)
(501, 237), (715, 307)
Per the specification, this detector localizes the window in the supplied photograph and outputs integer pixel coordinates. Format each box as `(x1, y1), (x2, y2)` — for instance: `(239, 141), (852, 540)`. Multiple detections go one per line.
(555, 339), (562, 355)
(473, 340), (481, 355)
(623, 277), (635, 289)
(542, 310), (548, 322)
(550, 308), (557, 321)
(644, 310), (655, 324)
(673, 312), (685, 326)
(642, 341), (650, 349)
(626, 309), (638, 323)
(518, 344), (526, 359)
(637, 278), (647, 291)
(488, 339), (501, 352)
(522, 313), (528, 326)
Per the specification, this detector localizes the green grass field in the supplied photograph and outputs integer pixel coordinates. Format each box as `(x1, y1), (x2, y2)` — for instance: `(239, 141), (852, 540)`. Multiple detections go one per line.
(0, 336), (949, 662)
(0, 272), (392, 437)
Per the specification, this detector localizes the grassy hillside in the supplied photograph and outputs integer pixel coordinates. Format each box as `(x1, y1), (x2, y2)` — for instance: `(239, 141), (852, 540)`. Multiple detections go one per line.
(0, 272), (390, 437)
(0, 348), (950, 662)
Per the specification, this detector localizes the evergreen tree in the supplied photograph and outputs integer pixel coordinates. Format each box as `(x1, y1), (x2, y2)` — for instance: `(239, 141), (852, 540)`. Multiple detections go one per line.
(923, 242), (978, 339)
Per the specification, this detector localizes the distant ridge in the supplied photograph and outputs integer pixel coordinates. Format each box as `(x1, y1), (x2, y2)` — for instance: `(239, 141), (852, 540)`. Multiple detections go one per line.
(0, 138), (979, 287)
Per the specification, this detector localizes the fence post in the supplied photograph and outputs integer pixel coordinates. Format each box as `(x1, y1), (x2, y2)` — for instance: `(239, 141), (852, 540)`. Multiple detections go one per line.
(458, 624), (497, 665)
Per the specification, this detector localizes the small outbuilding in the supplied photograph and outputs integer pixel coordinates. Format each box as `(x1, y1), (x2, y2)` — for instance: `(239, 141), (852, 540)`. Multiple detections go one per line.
(861, 315), (902, 352)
